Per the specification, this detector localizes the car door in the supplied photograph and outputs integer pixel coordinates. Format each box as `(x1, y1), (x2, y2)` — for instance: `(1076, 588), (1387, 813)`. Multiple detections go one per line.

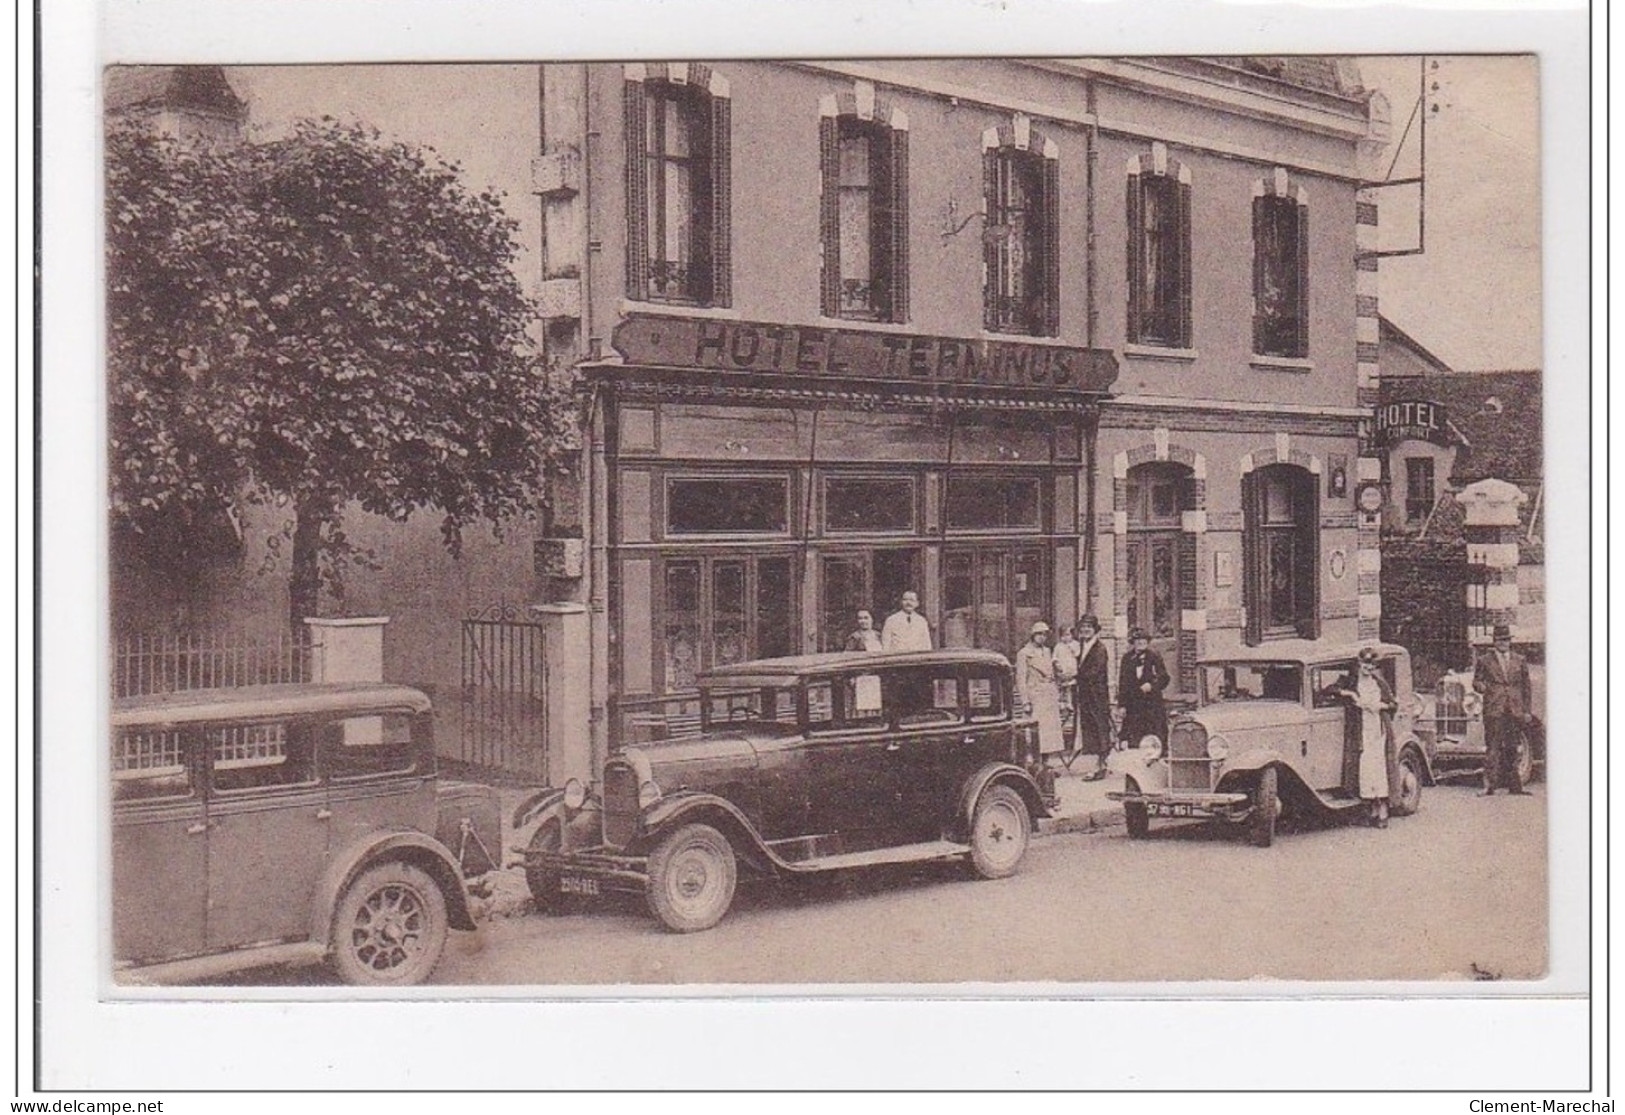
(802, 669), (895, 842)
(1308, 661), (1358, 793)
(112, 724), (207, 965)
(884, 667), (976, 840)
(204, 717), (329, 951)
(323, 711), (435, 856)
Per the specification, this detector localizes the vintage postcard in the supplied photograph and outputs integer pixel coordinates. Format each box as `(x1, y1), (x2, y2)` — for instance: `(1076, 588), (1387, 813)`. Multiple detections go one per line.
(34, 0), (1594, 1095)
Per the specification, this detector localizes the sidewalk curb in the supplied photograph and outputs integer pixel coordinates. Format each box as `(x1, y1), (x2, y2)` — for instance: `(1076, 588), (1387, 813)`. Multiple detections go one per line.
(1039, 805), (1125, 837)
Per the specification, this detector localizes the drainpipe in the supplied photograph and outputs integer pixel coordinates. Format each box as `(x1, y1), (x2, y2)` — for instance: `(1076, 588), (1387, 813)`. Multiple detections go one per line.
(1082, 80), (1101, 612)
(588, 380), (610, 772)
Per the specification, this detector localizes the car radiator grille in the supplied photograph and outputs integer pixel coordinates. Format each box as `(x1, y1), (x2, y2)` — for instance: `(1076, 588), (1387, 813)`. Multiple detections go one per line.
(602, 762), (640, 848)
(1167, 722), (1214, 791)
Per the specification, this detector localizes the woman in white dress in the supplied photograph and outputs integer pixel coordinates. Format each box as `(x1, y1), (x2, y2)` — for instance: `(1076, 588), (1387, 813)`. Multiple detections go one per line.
(1339, 646), (1398, 828)
(1014, 621), (1065, 766)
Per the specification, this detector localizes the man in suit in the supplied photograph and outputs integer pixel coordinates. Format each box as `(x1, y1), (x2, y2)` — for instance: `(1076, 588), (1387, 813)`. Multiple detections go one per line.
(1473, 624), (1534, 796)
(1118, 627), (1170, 749)
(881, 590), (933, 653)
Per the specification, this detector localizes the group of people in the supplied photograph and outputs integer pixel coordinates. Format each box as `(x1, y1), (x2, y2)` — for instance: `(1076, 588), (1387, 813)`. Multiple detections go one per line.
(1014, 619), (1171, 781)
(843, 591), (934, 654)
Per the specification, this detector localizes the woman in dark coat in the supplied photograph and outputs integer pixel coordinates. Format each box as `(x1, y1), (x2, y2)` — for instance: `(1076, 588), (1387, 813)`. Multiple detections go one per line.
(1117, 628), (1170, 749)
(1073, 615), (1115, 779)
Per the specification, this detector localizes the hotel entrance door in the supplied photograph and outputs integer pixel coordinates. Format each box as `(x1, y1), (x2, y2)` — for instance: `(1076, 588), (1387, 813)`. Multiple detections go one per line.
(818, 549), (922, 652)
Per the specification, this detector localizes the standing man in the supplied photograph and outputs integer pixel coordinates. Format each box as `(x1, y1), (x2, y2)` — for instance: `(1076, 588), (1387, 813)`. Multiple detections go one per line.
(1072, 615), (1115, 780)
(1473, 624), (1533, 796)
(881, 590), (934, 653)
(1118, 627), (1170, 749)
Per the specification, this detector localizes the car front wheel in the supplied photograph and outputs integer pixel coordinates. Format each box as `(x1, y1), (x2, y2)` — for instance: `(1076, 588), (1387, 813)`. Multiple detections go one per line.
(1393, 750), (1424, 817)
(331, 861), (449, 986)
(1249, 767), (1278, 849)
(646, 823), (738, 933)
(968, 784), (1031, 879)
(524, 822), (570, 915)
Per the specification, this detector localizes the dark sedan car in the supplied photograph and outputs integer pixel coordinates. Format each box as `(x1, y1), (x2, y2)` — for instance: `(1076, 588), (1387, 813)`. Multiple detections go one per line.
(514, 650), (1051, 932)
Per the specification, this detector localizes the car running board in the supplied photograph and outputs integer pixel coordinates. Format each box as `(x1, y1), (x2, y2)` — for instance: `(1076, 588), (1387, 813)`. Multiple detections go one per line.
(116, 941), (328, 986)
(784, 840), (972, 873)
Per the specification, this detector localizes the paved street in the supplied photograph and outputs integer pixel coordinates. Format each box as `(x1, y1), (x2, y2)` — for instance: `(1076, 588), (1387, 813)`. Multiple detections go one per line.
(432, 782), (1546, 986)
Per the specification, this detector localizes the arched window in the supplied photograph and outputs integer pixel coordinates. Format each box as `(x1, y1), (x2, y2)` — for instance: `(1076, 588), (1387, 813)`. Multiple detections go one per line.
(982, 118), (1060, 337)
(1242, 464), (1319, 643)
(1127, 145), (1192, 348)
(1124, 462), (1197, 685)
(1253, 170), (1310, 358)
(820, 87), (909, 322)
(623, 63), (732, 307)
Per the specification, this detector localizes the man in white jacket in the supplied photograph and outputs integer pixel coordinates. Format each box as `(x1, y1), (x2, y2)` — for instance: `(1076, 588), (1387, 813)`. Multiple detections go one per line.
(881, 590), (933, 653)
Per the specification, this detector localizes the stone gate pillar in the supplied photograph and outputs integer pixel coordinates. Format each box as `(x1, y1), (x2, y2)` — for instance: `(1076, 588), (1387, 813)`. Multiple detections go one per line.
(304, 616), (390, 683)
(532, 602), (592, 785)
(1458, 478), (1528, 641)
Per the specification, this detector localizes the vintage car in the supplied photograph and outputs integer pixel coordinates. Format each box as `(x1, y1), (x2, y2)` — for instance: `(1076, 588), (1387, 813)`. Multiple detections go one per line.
(1107, 641), (1436, 846)
(1418, 667), (1545, 786)
(513, 649), (1051, 932)
(112, 683), (500, 985)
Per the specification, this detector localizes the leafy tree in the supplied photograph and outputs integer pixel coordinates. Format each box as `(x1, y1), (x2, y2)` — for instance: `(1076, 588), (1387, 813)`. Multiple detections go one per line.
(107, 118), (576, 629)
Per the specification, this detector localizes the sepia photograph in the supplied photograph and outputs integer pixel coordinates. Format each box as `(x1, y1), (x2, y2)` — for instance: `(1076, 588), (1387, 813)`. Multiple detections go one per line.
(29, 0), (1594, 1095)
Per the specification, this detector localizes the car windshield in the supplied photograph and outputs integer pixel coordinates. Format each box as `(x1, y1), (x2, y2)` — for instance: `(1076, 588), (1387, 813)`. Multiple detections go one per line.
(700, 684), (801, 733)
(1201, 663), (1303, 704)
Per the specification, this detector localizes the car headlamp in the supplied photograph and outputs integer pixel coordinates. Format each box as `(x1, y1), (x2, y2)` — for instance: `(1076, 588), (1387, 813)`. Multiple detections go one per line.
(562, 778), (588, 811)
(638, 780), (663, 808)
(1463, 693), (1483, 717)
(1139, 734), (1164, 761)
(1206, 735), (1230, 761)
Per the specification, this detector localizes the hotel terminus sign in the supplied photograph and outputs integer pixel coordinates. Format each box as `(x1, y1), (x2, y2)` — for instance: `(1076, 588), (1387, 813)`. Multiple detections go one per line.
(612, 314), (1119, 395)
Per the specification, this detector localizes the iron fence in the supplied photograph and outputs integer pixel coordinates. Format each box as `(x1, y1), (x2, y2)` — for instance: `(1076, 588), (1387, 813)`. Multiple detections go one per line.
(113, 629), (312, 699)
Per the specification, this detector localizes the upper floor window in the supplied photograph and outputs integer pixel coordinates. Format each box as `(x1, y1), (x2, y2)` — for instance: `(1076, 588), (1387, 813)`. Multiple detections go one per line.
(982, 119), (1059, 337)
(1126, 146), (1192, 349)
(820, 88), (909, 322)
(1404, 457), (1435, 527)
(624, 64), (732, 307)
(1253, 171), (1310, 358)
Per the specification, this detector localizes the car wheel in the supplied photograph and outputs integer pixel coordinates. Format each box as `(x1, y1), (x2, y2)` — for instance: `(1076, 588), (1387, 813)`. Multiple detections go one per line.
(1124, 801), (1151, 840)
(968, 785), (1031, 879)
(1249, 767), (1278, 849)
(524, 822), (571, 915)
(331, 861), (449, 986)
(1516, 735), (1536, 789)
(1393, 749), (1425, 817)
(646, 823), (738, 933)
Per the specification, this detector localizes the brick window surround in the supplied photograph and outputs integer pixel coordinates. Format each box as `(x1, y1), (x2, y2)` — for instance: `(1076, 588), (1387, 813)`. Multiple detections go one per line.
(819, 86), (910, 323)
(623, 63), (732, 307)
(1253, 168), (1310, 359)
(982, 116), (1060, 337)
(1126, 144), (1193, 349)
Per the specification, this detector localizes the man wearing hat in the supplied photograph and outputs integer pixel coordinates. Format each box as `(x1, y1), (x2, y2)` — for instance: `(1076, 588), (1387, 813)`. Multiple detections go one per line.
(1473, 624), (1534, 796)
(1118, 627), (1170, 749)
(1014, 621), (1065, 765)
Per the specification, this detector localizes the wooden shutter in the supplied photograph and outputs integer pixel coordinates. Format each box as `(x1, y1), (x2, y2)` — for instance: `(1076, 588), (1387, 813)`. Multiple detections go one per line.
(818, 115), (841, 318)
(1041, 154), (1061, 337)
(623, 79), (649, 301)
(869, 125), (893, 322)
(1176, 178), (1193, 348)
(1251, 195), (1267, 355)
(1241, 472), (1262, 647)
(1294, 471), (1320, 639)
(1125, 173), (1142, 343)
(982, 148), (1001, 331)
(889, 125), (910, 323)
(1294, 201), (1310, 359)
(709, 91), (732, 308)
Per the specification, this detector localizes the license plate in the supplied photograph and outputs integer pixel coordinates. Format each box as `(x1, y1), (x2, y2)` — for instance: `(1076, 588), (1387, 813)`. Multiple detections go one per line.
(559, 876), (600, 897)
(1150, 802), (1197, 818)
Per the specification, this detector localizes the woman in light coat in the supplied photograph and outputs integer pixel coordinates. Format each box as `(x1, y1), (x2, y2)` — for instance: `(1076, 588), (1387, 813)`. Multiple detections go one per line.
(1014, 621), (1065, 765)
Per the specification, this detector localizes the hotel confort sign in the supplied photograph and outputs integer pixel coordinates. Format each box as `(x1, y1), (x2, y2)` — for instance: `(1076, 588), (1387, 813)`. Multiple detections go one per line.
(1374, 399), (1452, 447)
(611, 314), (1119, 396)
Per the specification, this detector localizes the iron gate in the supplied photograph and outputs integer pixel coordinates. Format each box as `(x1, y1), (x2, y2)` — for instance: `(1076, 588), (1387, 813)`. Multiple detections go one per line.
(460, 603), (549, 781)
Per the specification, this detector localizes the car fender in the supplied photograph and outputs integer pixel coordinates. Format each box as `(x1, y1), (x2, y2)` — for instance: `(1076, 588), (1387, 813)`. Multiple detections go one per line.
(636, 791), (779, 874)
(511, 786), (566, 832)
(954, 762), (1050, 841)
(312, 829), (477, 943)
(1396, 736), (1437, 785)
(517, 796), (605, 856)
(1218, 745), (1288, 775)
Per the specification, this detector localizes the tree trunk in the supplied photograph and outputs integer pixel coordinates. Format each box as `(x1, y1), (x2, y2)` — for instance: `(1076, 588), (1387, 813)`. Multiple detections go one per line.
(289, 500), (331, 633)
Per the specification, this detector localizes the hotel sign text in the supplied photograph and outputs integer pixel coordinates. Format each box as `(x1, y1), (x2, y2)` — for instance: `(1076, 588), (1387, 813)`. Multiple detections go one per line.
(1374, 399), (1451, 447)
(612, 314), (1118, 395)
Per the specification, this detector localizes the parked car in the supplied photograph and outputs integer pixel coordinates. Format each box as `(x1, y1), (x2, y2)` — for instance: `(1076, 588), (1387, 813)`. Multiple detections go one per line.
(514, 650), (1052, 932)
(112, 683), (500, 985)
(1417, 668), (1545, 786)
(1107, 641), (1437, 846)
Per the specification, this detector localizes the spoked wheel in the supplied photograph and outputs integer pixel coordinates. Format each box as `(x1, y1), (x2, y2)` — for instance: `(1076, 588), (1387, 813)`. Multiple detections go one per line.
(331, 861), (449, 986)
(1248, 767), (1278, 849)
(968, 785), (1031, 879)
(646, 823), (738, 933)
(1393, 750), (1424, 817)
(1515, 735), (1536, 790)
